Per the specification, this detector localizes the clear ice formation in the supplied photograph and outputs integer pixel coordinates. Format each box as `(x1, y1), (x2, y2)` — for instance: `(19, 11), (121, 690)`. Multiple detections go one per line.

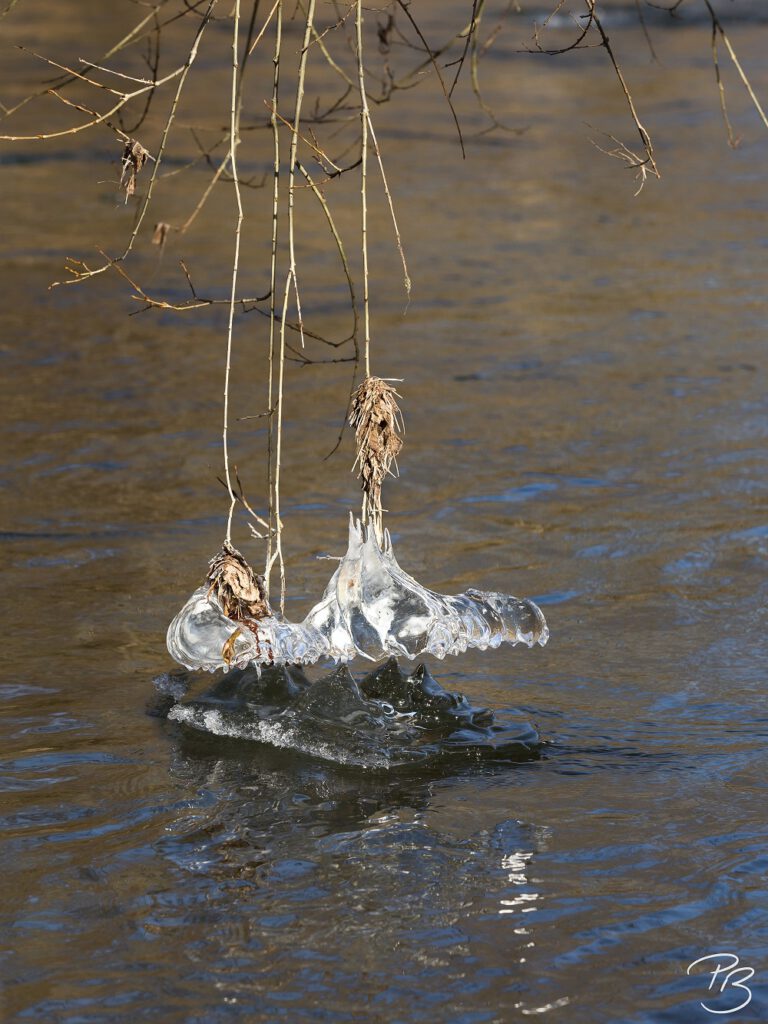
(167, 516), (549, 672)
(151, 658), (541, 768)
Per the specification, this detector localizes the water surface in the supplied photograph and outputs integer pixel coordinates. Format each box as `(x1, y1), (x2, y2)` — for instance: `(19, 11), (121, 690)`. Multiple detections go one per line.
(1, 2), (767, 1020)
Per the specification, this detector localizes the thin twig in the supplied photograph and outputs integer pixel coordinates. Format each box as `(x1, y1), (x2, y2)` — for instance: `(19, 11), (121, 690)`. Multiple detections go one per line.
(178, 149), (231, 233)
(587, 0), (659, 191)
(217, 466), (273, 534)
(248, 0), (280, 55)
(266, 0), (282, 597)
(297, 161), (359, 350)
(530, 3), (594, 55)
(704, 0), (768, 133)
(267, 101), (342, 172)
(448, 0), (481, 98)
(709, 14), (738, 147)
(0, 2), (163, 119)
(271, 0), (316, 613)
(366, 111), (411, 301)
(634, 0), (658, 63)
(0, 43), (194, 142)
(223, 0), (245, 545)
(356, 0), (371, 377)
(95, 251), (269, 312)
(0, 0), (21, 21)
(393, 0), (465, 158)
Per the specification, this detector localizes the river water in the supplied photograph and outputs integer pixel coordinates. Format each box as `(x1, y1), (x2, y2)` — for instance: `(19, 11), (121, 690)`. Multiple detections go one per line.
(1, 2), (767, 1021)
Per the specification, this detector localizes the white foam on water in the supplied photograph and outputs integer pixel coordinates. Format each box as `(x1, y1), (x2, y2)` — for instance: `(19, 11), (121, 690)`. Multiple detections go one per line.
(167, 703), (391, 769)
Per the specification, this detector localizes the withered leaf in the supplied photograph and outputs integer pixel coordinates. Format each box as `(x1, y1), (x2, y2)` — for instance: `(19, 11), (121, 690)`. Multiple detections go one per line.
(221, 627), (243, 668)
(119, 139), (150, 202)
(152, 221), (170, 247)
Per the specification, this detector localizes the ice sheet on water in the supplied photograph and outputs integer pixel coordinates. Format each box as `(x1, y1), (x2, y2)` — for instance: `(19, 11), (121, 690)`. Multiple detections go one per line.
(157, 658), (541, 769)
(167, 516), (548, 672)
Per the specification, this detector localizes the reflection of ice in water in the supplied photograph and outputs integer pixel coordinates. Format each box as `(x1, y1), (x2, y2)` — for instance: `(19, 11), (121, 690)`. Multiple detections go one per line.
(168, 516), (548, 672)
(499, 850), (540, 919)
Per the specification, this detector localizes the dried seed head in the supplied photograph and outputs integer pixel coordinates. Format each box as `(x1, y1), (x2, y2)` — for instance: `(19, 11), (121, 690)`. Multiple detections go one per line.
(349, 375), (403, 537)
(207, 542), (271, 622)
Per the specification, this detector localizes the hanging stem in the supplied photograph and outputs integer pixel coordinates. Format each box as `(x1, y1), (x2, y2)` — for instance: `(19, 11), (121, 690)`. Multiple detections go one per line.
(356, 0), (371, 377)
(703, 0), (768, 133)
(270, 0), (316, 613)
(223, 0), (244, 545)
(265, 0), (283, 597)
(365, 109), (410, 304)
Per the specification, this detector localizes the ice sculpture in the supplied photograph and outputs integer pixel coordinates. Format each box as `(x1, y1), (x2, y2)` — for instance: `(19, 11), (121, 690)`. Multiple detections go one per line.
(167, 516), (548, 672)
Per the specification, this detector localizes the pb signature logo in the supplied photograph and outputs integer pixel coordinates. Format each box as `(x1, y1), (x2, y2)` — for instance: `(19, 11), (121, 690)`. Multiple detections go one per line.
(687, 954), (754, 1015)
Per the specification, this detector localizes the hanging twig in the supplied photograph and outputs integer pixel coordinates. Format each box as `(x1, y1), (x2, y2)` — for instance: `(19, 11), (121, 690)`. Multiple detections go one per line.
(0, 0), (21, 21)
(70, 251), (270, 314)
(448, 0), (481, 98)
(271, 0), (316, 613)
(247, 0), (280, 57)
(469, 4), (519, 135)
(266, 0), (283, 598)
(297, 161), (359, 351)
(703, 0), (768, 134)
(587, 0), (659, 192)
(634, 0), (659, 63)
(356, 0), (371, 377)
(217, 466), (274, 538)
(393, 0), (465, 158)
(365, 111), (411, 302)
(223, 0), (245, 546)
(708, 14), (738, 148)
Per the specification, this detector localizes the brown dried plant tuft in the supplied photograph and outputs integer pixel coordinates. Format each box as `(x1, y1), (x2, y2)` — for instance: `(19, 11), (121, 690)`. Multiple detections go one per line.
(207, 542), (271, 623)
(349, 375), (403, 538)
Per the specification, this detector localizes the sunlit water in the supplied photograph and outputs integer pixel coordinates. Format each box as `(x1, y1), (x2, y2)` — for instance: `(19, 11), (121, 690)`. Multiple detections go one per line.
(1, 2), (767, 1021)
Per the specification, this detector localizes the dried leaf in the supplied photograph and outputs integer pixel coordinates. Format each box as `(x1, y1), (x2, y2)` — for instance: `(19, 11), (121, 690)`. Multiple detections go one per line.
(152, 221), (170, 247)
(119, 139), (150, 202)
(221, 627), (243, 668)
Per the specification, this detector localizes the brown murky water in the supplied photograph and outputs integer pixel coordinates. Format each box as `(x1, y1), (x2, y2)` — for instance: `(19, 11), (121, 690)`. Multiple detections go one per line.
(1, 2), (767, 1021)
